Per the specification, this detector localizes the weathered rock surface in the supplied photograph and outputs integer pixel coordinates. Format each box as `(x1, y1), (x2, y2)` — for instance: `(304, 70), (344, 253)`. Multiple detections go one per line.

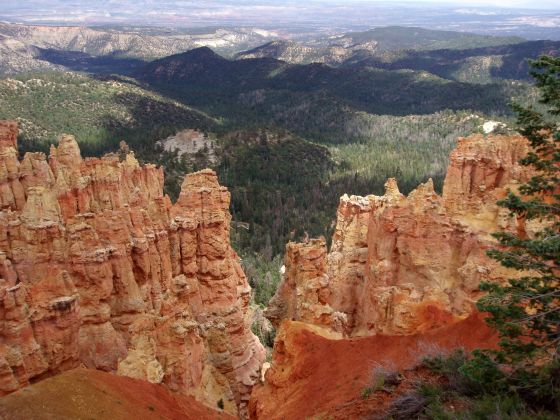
(0, 122), (264, 417)
(266, 134), (530, 336)
(252, 134), (530, 419)
(0, 121), (17, 150)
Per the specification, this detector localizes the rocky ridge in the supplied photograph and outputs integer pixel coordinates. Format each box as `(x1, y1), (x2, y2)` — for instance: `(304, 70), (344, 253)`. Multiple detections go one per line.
(234, 40), (368, 65)
(0, 121), (264, 417)
(0, 34), (62, 75)
(251, 133), (533, 418)
(265, 134), (531, 336)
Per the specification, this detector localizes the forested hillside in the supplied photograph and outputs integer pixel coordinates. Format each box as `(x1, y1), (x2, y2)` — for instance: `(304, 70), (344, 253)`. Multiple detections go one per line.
(321, 26), (524, 51)
(0, 72), (215, 154)
(345, 40), (560, 83)
(141, 47), (526, 119)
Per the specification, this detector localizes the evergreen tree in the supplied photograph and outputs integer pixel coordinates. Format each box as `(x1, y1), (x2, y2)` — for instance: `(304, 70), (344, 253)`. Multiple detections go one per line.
(461, 56), (560, 409)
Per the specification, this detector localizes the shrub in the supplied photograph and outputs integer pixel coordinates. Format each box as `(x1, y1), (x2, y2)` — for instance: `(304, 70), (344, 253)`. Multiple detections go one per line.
(371, 361), (401, 392)
(361, 386), (374, 399)
(387, 392), (428, 418)
(423, 349), (482, 396)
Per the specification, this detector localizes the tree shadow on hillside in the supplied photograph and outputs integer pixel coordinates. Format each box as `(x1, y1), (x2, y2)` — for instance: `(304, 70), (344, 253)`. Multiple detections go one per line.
(139, 55), (515, 122)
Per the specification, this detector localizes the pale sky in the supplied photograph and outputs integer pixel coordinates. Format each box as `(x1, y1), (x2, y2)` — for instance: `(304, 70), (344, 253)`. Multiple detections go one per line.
(2, 0), (560, 9)
(335, 0), (559, 9)
(2, 0), (559, 31)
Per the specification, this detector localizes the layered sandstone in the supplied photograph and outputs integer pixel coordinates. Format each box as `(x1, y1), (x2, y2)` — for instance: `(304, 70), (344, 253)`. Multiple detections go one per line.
(266, 134), (530, 336)
(251, 134), (530, 418)
(0, 122), (264, 417)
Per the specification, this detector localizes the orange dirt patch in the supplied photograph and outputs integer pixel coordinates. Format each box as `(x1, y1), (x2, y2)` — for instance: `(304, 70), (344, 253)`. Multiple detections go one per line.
(0, 368), (234, 420)
(250, 312), (498, 419)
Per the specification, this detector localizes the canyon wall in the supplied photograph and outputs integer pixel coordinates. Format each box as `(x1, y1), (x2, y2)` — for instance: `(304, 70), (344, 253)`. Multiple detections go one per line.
(0, 121), (264, 417)
(266, 134), (531, 336)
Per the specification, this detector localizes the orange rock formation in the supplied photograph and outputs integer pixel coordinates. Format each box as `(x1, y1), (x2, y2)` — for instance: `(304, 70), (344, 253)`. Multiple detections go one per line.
(0, 122), (264, 417)
(266, 134), (530, 336)
(252, 134), (531, 418)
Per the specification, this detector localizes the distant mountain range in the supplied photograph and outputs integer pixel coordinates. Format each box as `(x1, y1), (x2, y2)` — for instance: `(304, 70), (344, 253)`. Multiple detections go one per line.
(2, 23), (558, 86)
(343, 40), (560, 83)
(0, 23), (277, 75)
(232, 27), (560, 84)
(1, 23), (556, 144)
(235, 27), (524, 65)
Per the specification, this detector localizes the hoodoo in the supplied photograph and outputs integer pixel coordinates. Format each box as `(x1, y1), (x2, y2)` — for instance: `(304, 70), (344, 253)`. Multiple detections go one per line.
(0, 121), (264, 417)
(251, 134), (534, 418)
(265, 134), (530, 336)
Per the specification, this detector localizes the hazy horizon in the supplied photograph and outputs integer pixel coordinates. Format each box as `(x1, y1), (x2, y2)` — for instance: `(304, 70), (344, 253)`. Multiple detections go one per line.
(1, 0), (559, 40)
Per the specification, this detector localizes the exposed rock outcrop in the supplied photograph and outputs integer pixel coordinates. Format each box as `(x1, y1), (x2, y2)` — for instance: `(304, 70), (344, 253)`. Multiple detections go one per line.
(266, 134), (530, 336)
(0, 122), (264, 417)
(252, 134), (531, 418)
(0, 121), (17, 150)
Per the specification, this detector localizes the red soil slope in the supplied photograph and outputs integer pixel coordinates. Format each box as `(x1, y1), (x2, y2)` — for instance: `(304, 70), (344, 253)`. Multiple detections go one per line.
(250, 313), (498, 419)
(0, 368), (234, 420)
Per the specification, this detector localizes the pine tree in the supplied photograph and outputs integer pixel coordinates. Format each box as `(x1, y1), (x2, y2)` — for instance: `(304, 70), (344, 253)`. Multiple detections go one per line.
(461, 56), (560, 408)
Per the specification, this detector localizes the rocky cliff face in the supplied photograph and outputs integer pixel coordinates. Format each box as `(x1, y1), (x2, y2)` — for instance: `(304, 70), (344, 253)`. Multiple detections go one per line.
(0, 122), (264, 417)
(251, 133), (530, 418)
(234, 40), (358, 65)
(266, 134), (530, 336)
